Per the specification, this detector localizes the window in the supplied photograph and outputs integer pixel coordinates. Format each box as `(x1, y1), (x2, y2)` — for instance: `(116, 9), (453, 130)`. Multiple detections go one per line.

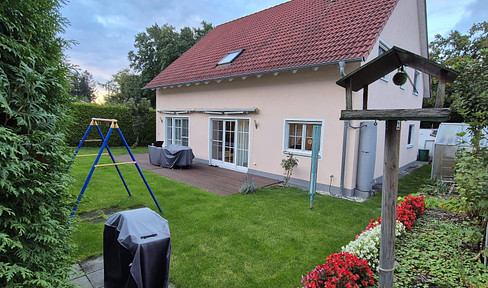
(217, 49), (244, 66)
(413, 70), (420, 95)
(407, 123), (415, 148)
(378, 40), (390, 82)
(284, 120), (322, 156)
(165, 117), (189, 146)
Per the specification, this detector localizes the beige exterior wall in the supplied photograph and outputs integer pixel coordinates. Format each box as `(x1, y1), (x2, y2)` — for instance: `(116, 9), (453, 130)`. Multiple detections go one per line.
(156, 65), (362, 191)
(154, 0), (426, 195)
(363, 0), (425, 179)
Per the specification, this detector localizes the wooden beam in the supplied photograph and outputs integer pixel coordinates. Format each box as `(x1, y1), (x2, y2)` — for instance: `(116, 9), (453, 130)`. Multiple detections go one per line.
(340, 108), (450, 121)
(94, 161), (136, 168)
(91, 118), (117, 123)
(345, 78), (353, 110)
(435, 70), (447, 108)
(379, 120), (401, 287)
(77, 153), (109, 157)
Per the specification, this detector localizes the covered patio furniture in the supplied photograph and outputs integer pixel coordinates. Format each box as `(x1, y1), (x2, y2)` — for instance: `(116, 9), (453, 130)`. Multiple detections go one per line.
(161, 144), (194, 168)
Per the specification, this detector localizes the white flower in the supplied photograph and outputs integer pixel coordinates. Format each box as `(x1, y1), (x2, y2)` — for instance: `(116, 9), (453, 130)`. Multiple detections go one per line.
(342, 221), (405, 270)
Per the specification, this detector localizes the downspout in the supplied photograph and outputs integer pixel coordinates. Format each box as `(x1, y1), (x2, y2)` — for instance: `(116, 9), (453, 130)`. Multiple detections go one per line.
(417, 0), (431, 99)
(338, 61), (348, 196)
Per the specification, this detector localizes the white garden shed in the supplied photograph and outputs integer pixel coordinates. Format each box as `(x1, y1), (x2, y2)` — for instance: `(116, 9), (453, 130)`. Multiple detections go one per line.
(432, 123), (488, 180)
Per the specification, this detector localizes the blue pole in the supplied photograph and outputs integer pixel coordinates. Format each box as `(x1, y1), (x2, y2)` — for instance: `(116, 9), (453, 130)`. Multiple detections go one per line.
(116, 128), (163, 213)
(67, 124), (94, 171)
(309, 125), (321, 209)
(94, 125), (132, 197)
(70, 127), (114, 218)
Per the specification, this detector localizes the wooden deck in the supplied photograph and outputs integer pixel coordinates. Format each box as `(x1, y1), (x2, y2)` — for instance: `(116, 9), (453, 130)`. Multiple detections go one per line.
(115, 154), (281, 196)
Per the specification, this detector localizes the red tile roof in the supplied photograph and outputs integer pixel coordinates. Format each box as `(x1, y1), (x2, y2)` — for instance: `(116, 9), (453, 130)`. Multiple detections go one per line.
(145, 0), (399, 89)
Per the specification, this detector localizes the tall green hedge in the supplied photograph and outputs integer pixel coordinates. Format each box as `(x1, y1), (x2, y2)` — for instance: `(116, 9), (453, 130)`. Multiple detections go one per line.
(0, 0), (73, 286)
(66, 103), (156, 147)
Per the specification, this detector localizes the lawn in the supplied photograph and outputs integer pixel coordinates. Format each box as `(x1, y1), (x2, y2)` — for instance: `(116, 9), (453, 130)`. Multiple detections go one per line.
(68, 147), (431, 287)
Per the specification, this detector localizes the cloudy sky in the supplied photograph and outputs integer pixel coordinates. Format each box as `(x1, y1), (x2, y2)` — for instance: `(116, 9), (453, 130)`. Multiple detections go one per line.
(60, 0), (487, 85)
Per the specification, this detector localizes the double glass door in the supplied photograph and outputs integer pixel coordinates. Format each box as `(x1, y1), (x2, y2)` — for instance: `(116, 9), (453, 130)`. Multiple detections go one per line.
(211, 119), (249, 171)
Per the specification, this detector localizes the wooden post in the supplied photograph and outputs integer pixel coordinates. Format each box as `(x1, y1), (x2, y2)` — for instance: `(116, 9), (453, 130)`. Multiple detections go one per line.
(435, 70), (447, 108)
(379, 120), (401, 287)
(362, 85), (368, 110)
(346, 78), (353, 110)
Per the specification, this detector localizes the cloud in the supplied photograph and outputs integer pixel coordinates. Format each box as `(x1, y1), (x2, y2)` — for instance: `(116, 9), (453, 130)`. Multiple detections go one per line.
(426, 0), (474, 40)
(427, 0), (487, 40)
(61, 0), (286, 84)
(453, 0), (488, 33)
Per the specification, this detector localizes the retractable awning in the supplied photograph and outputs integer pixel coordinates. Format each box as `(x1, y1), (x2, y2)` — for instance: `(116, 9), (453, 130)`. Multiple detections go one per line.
(156, 108), (259, 115)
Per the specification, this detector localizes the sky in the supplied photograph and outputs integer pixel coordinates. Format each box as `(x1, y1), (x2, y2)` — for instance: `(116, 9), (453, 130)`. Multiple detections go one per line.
(60, 0), (488, 87)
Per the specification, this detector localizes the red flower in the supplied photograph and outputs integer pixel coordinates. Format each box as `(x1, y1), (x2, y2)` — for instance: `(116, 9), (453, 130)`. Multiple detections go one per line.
(301, 252), (375, 288)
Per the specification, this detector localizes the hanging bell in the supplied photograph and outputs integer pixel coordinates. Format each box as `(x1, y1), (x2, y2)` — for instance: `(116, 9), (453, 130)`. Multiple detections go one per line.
(393, 67), (408, 86)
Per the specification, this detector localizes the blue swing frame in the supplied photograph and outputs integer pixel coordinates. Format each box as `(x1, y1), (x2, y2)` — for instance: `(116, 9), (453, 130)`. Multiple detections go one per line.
(67, 118), (162, 218)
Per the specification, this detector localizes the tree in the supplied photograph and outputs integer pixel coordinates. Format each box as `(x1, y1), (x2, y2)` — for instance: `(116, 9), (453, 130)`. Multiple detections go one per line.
(432, 22), (488, 257)
(104, 68), (143, 105)
(0, 0), (73, 286)
(127, 98), (152, 147)
(69, 68), (96, 102)
(427, 22), (488, 131)
(128, 21), (213, 106)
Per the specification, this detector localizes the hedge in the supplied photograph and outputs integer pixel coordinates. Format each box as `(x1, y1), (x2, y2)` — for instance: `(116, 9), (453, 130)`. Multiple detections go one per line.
(66, 103), (156, 147)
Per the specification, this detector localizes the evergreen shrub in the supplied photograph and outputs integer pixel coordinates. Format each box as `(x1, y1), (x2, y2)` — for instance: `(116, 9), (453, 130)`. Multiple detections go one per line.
(66, 102), (156, 147)
(0, 0), (74, 286)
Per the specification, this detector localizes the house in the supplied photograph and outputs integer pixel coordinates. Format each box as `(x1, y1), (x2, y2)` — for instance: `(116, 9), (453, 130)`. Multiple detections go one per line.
(144, 0), (430, 199)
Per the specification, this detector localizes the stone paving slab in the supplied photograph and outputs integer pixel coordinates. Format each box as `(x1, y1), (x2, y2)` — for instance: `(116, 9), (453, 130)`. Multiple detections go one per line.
(80, 256), (104, 274)
(70, 255), (175, 288)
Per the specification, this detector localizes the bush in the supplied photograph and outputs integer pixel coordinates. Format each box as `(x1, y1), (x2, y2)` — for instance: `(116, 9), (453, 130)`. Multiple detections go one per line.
(0, 0), (74, 286)
(239, 175), (257, 194)
(300, 252), (375, 288)
(454, 148), (488, 221)
(66, 102), (156, 147)
(281, 154), (298, 186)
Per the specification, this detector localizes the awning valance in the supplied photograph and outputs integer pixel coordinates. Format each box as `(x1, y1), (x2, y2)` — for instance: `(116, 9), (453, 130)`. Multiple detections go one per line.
(157, 108), (259, 115)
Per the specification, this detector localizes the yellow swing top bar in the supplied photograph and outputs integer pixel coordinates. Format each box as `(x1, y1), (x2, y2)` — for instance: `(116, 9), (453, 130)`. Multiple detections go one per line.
(90, 118), (119, 128)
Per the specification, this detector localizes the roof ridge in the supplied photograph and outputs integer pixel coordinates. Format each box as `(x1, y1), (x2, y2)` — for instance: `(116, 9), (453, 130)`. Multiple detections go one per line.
(145, 0), (404, 89)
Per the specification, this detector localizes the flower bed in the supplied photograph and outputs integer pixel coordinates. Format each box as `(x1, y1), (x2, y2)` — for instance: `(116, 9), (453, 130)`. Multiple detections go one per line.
(300, 195), (425, 288)
(342, 220), (405, 270)
(300, 252), (375, 288)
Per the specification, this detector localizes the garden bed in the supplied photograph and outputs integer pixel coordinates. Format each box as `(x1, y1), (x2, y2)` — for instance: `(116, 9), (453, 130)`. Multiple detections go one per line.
(395, 209), (487, 287)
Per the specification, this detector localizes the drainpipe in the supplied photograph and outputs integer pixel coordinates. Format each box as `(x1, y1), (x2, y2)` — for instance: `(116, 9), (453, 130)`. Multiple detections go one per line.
(338, 61), (348, 196)
(340, 120), (349, 195)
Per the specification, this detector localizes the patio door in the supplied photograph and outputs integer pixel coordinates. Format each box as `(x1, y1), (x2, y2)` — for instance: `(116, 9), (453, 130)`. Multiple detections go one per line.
(210, 119), (249, 172)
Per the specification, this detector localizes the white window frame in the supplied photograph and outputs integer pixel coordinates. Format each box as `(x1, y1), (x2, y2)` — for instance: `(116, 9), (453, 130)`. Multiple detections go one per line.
(412, 70), (420, 96)
(283, 119), (324, 157)
(217, 49), (244, 66)
(378, 39), (391, 82)
(407, 123), (415, 148)
(208, 117), (251, 172)
(165, 116), (189, 146)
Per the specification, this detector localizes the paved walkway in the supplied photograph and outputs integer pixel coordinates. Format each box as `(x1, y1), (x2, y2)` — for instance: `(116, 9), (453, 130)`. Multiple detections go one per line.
(69, 256), (103, 288)
(70, 255), (176, 288)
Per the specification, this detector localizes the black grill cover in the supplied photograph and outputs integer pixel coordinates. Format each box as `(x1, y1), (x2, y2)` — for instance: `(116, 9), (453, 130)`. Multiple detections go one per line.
(104, 208), (171, 288)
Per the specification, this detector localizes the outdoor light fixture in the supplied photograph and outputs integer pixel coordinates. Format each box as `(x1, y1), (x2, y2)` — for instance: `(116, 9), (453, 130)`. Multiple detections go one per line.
(392, 66), (408, 86)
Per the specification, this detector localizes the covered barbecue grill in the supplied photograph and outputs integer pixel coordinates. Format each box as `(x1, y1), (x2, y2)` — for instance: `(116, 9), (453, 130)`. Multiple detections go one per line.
(104, 208), (171, 288)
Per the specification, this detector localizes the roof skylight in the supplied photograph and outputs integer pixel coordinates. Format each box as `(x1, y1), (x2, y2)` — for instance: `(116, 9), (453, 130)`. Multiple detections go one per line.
(217, 49), (244, 66)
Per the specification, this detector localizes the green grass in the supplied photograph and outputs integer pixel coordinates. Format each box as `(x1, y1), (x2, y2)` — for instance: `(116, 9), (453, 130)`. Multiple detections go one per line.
(68, 147), (431, 287)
